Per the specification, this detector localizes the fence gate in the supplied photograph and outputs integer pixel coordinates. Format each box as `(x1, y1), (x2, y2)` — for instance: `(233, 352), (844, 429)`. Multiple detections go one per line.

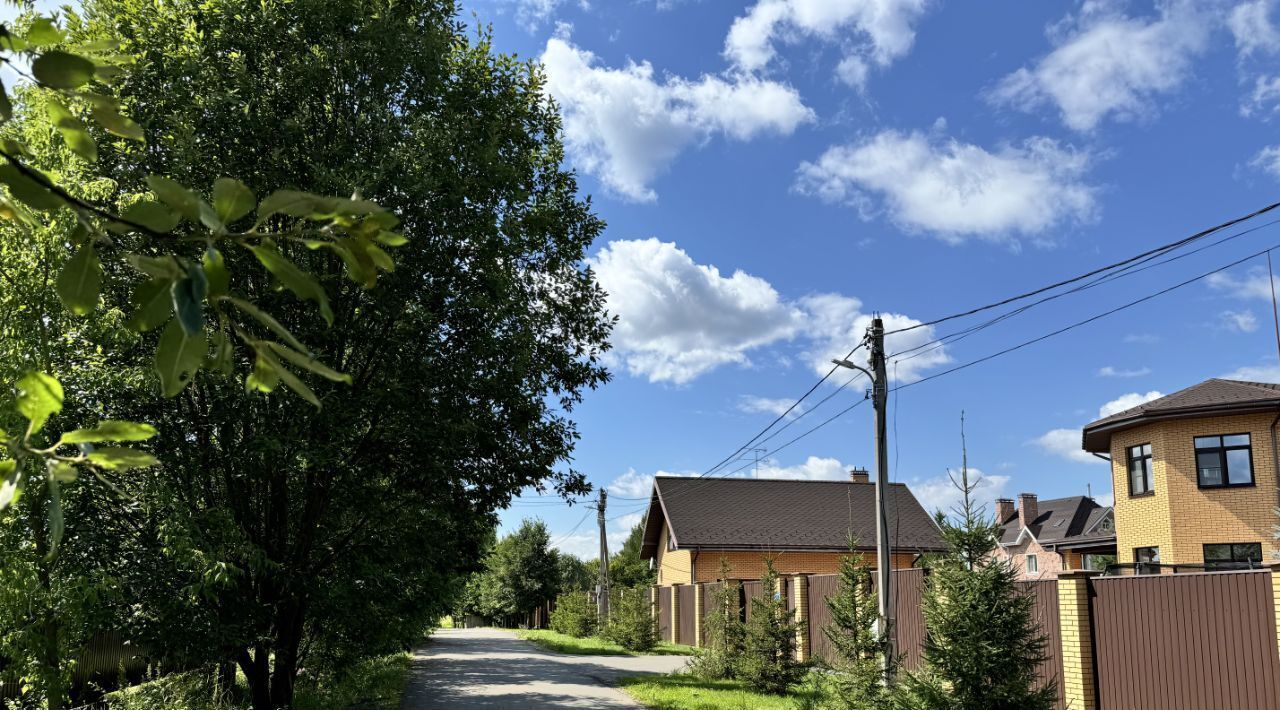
(677, 585), (697, 644)
(1015, 579), (1065, 709)
(1092, 570), (1280, 710)
(657, 586), (673, 643)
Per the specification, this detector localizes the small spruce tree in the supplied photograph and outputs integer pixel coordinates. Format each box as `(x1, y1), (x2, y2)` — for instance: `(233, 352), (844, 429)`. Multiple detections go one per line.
(602, 586), (657, 652)
(736, 559), (805, 695)
(892, 413), (1056, 710)
(690, 557), (745, 679)
(824, 536), (892, 709)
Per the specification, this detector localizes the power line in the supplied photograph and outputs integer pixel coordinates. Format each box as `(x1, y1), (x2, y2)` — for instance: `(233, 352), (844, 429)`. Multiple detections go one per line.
(893, 242), (1280, 394)
(884, 200), (1280, 337)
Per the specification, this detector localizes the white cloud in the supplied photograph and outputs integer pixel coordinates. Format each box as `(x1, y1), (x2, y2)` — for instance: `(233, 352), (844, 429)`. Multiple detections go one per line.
(989, 1), (1212, 131)
(589, 238), (949, 384)
(798, 293), (950, 383)
(1221, 309), (1260, 333)
(795, 129), (1095, 243)
(1243, 76), (1280, 117)
(608, 468), (656, 498)
(1207, 265), (1280, 299)
(1098, 391), (1164, 418)
(540, 35), (813, 202)
(909, 468), (1011, 518)
(1094, 491), (1115, 507)
(724, 0), (932, 88)
(754, 455), (851, 480)
(1097, 365), (1151, 378)
(1123, 333), (1160, 344)
(1230, 0), (1280, 57)
(1034, 428), (1101, 464)
(738, 395), (806, 418)
(1221, 363), (1280, 382)
(552, 510), (643, 560)
(1251, 145), (1280, 178)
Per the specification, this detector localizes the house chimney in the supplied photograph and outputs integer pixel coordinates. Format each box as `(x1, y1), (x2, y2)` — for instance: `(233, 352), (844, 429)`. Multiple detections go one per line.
(995, 498), (1015, 523)
(849, 467), (869, 483)
(1018, 493), (1039, 529)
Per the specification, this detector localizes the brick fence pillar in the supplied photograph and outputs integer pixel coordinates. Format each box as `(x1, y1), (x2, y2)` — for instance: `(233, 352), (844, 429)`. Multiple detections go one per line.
(1269, 563), (1280, 661)
(649, 586), (657, 625)
(1057, 570), (1100, 710)
(693, 582), (704, 647)
(793, 575), (809, 662)
(671, 584), (681, 645)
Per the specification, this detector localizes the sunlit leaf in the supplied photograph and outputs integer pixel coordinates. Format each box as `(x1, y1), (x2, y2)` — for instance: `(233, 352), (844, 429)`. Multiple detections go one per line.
(256, 189), (316, 221)
(118, 201), (180, 233)
(47, 461), (77, 483)
(60, 420), (157, 444)
(245, 351), (279, 393)
(261, 341), (350, 384)
(86, 446), (159, 471)
(126, 253), (183, 280)
(0, 460), (20, 511)
(202, 247), (230, 297)
(146, 175), (207, 224)
(55, 244), (102, 316)
(17, 372), (63, 435)
(32, 50), (96, 89)
(91, 104), (144, 141)
(213, 177), (255, 224)
(46, 98), (97, 162)
(227, 297), (308, 354)
(0, 163), (63, 211)
(376, 231), (408, 247)
(247, 244), (333, 324)
(25, 18), (65, 47)
(254, 346), (320, 407)
(154, 320), (206, 397)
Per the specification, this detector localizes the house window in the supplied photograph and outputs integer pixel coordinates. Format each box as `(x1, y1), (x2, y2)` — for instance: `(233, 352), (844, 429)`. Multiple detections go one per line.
(1194, 434), (1254, 488)
(1127, 443), (1153, 495)
(1203, 543), (1263, 570)
(1134, 546), (1160, 574)
(1026, 555), (1038, 573)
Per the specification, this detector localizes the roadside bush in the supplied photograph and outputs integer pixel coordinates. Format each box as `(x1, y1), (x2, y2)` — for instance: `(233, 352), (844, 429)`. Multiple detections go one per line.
(735, 560), (805, 695)
(602, 587), (657, 652)
(550, 591), (597, 638)
(689, 558), (744, 680)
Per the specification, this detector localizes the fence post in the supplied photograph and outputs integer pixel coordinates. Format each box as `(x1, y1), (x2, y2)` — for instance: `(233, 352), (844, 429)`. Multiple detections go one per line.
(1057, 570), (1100, 710)
(671, 584), (682, 645)
(1270, 563), (1280, 661)
(794, 574), (809, 662)
(693, 582), (704, 647)
(649, 585), (657, 625)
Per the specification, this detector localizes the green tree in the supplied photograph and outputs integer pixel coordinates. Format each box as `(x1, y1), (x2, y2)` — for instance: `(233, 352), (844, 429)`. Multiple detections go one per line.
(0, 2), (612, 708)
(609, 521), (656, 588)
(602, 586), (656, 652)
(892, 462), (1055, 710)
(557, 552), (594, 593)
(823, 537), (890, 709)
(481, 519), (561, 625)
(736, 559), (804, 695)
(689, 557), (743, 680)
(549, 589), (596, 638)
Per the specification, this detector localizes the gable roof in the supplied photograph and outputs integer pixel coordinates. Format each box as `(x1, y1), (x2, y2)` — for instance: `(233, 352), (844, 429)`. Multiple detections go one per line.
(1082, 378), (1280, 452)
(998, 496), (1114, 548)
(639, 476), (947, 560)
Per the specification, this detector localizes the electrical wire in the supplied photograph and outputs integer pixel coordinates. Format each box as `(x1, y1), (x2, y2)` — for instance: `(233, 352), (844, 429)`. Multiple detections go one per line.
(884, 200), (1280, 337)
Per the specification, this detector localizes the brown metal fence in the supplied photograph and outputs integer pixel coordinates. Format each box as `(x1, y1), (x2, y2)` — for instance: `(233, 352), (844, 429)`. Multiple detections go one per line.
(657, 586), (673, 643)
(1015, 580), (1064, 709)
(1092, 569), (1280, 710)
(741, 580), (764, 624)
(676, 585), (697, 645)
(803, 568), (928, 670)
(806, 573), (842, 662)
(700, 582), (722, 643)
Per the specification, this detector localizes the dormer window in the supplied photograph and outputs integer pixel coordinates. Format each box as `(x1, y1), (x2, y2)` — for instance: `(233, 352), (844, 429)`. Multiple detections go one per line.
(1127, 444), (1153, 496)
(1194, 434), (1254, 488)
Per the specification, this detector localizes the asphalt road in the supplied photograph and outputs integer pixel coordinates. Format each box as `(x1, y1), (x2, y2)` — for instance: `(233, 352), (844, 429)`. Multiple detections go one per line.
(401, 627), (688, 709)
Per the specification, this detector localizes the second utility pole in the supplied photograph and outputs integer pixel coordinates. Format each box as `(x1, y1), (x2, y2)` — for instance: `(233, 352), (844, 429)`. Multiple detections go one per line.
(833, 316), (894, 684)
(597, 488), (610, 621)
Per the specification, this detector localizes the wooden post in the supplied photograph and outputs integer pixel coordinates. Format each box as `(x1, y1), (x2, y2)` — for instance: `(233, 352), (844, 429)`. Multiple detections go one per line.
(1057, 570), (1100, 710)
(793, 575), (809, 662)
(671, 584), (681, 645)
(693, 582), (704, 647)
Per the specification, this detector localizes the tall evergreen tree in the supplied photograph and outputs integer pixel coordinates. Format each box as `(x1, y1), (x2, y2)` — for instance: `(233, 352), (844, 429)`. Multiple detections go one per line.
(690, 557), (744, 680)
(736, 559), (805, 695)
(823, 537), (890, 709)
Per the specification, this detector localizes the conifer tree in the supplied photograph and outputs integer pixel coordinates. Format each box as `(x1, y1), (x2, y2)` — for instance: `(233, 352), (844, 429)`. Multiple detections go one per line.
(824, 536), (891, 709)
(736, 559), (805, 695)
(690, 557), (744, 680)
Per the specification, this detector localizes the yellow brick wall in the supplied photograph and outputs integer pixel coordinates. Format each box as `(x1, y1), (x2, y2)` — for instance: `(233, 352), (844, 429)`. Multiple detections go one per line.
(655, 527), (692, 585)
(1110, 413), (1280, 565)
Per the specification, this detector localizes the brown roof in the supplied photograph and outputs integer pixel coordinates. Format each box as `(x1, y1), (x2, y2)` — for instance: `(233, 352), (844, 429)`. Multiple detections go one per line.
(997, 496), (1114, 549)
(639, 476), (947, 560)
(1081, 378), (1280, 452)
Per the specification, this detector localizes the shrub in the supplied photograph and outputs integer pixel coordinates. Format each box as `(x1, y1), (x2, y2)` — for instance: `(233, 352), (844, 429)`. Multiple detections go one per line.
(602, 586), (657, 652)
(549, 591), (597, 638)
(735, 560), (805, 695)
(689, 558), (744, 680)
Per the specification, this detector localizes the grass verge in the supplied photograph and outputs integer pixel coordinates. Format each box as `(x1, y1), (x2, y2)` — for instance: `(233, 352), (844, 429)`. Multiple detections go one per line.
(619, 673), (822, 709)
(516, 629), (694, 656)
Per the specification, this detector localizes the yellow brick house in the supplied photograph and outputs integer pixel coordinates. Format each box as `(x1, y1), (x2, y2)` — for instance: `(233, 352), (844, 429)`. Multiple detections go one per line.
(639, 472), (947, 585)
(1081, 378), (1280, 570)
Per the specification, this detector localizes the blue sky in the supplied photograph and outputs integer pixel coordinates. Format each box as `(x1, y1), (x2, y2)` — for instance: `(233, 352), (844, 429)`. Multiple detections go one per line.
(12, 1), (1280, 558)
(467, 0), (1280, 558)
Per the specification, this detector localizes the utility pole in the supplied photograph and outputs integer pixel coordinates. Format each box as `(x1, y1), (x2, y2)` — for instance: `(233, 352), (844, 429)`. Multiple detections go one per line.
(597, 488), (610, 621)
(832, 315), (894, 684)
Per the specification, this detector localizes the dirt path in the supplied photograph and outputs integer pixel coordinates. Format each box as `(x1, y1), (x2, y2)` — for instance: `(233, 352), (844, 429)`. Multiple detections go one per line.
(401, 627), (688, 709)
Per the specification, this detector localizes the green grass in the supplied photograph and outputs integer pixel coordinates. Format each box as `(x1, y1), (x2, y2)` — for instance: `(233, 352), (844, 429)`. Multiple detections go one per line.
(516, 629), (694, 656)
(619, 673), (823, 709)
(106, 651), (413, 709)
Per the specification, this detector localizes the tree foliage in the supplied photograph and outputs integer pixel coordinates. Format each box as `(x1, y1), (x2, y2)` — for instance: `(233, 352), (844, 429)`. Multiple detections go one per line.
(601, 586), (656, 652)
(689, 557), (744, 681)
(549, 590), (596, 638)
(822, 538), (890, 709)
(736, 559), (805, 695)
